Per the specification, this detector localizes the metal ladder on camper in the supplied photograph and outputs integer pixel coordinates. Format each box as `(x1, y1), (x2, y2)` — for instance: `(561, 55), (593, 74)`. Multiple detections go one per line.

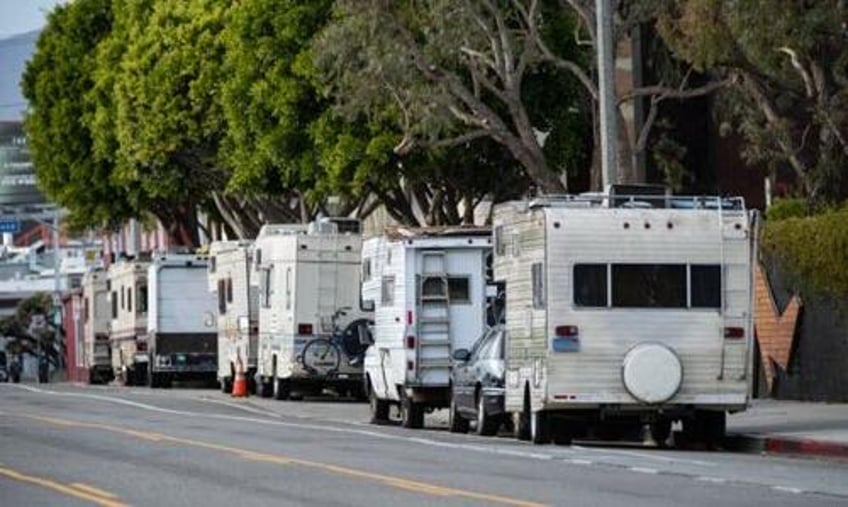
(717, 203), (753, 380)
(415, 250), (452, 382)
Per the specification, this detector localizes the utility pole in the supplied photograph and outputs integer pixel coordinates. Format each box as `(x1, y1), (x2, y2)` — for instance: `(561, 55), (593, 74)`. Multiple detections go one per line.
(596, 0), (618, 188)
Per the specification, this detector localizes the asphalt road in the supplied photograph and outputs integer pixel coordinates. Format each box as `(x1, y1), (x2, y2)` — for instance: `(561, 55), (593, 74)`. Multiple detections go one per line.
(1, 383), (846, 507)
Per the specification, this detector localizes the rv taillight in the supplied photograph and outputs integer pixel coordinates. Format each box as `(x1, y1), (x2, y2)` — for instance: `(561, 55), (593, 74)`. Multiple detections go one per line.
(407, 310), (414, 326)
(724, 327), (745, 339)
(406, 335), (416, 349)
(555, 325), (579, 337)
(298, 323), (313, 335)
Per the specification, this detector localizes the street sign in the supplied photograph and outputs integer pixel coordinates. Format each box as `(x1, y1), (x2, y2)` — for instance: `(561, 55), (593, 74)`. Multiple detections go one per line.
(0, 217), (20, 233)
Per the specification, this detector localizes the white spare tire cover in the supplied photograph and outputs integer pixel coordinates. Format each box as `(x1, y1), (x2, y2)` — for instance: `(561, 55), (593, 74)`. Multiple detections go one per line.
(622, 343), (682, 404)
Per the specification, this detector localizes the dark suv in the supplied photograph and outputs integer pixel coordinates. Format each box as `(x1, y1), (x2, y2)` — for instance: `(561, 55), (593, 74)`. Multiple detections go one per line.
(449, 324), (506, 435)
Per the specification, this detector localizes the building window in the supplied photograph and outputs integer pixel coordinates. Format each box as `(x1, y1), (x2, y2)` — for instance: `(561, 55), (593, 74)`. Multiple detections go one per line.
(381, 276), (395, 306)
(531, 263), (545, 309)
(574, 264), (608, 307)
(612, 264), (687, 308)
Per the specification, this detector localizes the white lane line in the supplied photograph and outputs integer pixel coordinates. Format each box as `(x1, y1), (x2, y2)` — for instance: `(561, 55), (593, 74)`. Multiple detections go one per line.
(696, 476), (726, 484)
(569, 459), (593, 466)
(572, 446), (716, 467)
(629, 467), (658, 475)
(772, 486), (804, 494)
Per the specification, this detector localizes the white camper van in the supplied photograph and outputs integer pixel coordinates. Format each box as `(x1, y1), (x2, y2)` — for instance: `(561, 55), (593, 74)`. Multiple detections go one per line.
(146, 253), (218, 387)
(493, 186), (756, 446)
(82, 269), (112, 384)
(108, 259), (150, 385)
(362, 227), (492, 428)
(254, 218), (372, 400)
(208, 240), (258, 393)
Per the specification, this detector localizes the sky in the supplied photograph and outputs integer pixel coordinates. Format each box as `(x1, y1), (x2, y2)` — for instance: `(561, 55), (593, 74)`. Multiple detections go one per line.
(0, 0), (65, 39)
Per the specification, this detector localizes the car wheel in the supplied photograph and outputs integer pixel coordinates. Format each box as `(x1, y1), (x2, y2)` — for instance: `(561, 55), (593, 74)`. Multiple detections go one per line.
(476, 394), (499, 436)
(449, 399), (469, 433)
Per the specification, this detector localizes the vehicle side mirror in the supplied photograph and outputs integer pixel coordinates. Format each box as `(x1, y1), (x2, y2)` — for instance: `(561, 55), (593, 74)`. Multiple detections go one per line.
(452, 349), (471, 362)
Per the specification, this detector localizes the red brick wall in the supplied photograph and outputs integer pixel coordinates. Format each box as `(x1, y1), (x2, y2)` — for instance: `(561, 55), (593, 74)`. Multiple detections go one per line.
(754, 263), (802, 389)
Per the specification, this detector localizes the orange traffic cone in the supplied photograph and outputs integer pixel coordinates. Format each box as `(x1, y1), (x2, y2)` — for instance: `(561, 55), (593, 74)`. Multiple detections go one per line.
(231, 357), (248, 398)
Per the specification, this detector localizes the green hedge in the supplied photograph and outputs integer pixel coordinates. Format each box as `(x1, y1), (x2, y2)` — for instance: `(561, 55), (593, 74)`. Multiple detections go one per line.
(761, 206), (848, 298)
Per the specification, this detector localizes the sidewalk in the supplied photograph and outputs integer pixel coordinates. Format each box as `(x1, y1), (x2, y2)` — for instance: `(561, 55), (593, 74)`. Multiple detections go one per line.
(726, 399), (848, 459)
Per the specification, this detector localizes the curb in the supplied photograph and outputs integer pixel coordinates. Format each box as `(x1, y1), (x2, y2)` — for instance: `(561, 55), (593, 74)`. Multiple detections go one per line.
(724, 433), (848, 459)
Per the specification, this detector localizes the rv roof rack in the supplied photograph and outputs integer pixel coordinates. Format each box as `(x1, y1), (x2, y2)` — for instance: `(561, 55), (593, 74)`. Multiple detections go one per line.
(383, 225), (491, 240)
(528, 193), (745, 211)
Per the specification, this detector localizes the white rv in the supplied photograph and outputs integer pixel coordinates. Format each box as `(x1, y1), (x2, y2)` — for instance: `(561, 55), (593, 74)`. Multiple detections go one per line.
(82, 269), (112, 384)
(146, 253), (218, 387)
(493, 186), (756, 446)
(208, 240), (258, 393)
(254, 218), (371, 400)
(108, 259), (150, 385)
(362, 227), (492, 428)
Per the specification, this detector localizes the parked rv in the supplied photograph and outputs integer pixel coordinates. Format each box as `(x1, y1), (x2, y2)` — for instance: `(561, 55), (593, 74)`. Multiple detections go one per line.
(208, 240), (258, 393)
(108, 259), (150, 385)
(82, 269), (113, 384)
(146, 253), (218, 387)
(492, 186), (756, 446)
(254, 218), (372, 400)
(362, 227), (493, 428)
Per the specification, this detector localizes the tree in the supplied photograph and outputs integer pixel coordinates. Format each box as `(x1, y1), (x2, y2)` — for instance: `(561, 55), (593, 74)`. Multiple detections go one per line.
(0, 293), (62, 367)
(313, 0), (592, 195)
(656, 0), (848, 208)
(22, 0), (135, 231)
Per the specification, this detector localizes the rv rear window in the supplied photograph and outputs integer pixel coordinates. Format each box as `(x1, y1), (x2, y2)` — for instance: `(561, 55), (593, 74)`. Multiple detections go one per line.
(448, 277), (470, 304)
(574, 264), (607, 307)
(691, 265), (721, 308)
(612, 264), (686, 308)
(381, 276), (395, 306)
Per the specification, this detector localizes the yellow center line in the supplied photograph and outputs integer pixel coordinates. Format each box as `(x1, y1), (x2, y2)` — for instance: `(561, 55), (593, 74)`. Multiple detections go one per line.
(70, 482), (121, 499)
(9, 412), (546, 507)
(0, 464), (126, 507)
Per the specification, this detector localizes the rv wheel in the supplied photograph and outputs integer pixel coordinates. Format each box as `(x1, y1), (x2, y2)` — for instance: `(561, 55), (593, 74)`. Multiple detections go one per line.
(369, 389), (390, 424)
(273, 378), (291, 400)
(400, 397), (424, 429)
(650, 419), (672, 448)
(530, 411), (551, 444)
(448, 399), (469, 433)
(220, 377), (233, 394)
(256, 378), (272, 398)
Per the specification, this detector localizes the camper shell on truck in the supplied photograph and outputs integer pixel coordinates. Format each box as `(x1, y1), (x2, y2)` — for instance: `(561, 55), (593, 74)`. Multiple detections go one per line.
(362, 227), (493, 428)
(493, 186), (756, 446)
(108, 259), (150, 386)
(208, 240), (258, 393)
(254, 218), (372, 400)
(146, 253), (218, 388)
(82, 269), (112, 384)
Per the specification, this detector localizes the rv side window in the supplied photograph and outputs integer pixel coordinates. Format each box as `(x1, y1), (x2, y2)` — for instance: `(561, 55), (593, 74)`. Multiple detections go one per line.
(285, 268), (292, 310)
(120, 286), (125, 310)
(137, 285), (148, 314)
(532, 263), (545, 309)
(494, 226), (505, 255)
(362, 258), (371, 281)
(218, 279), (227, 314)
(260, 269), (271, 309)
(127, 287), (133, 313)
(111, 292), (118, 319)
(448, 277), (470, 304)
(612, 264), (686, 308)
(691, 265), (721, 309)
(381, 276), (395, 306)
(574, 264), (608, 307)
(84, 297), (90, 323)
(226, 278), (233, 303)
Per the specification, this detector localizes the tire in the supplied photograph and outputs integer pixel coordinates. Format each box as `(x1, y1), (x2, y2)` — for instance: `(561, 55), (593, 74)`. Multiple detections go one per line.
(530, 410), (551, 445)
(220, 377), (233, 394)
(369, 388), (390, 425)
(702, 410), (726, 449)
(273, 378), (291, 400)
(515, 389), (532, 441)
(449, 399), (469, 433)
(551, 420), (576, 446)
(256, 378), (272, 398)
(475, 394), (499, 436)
(400, 397), (424, 429)
(650, 419), (673, 448)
